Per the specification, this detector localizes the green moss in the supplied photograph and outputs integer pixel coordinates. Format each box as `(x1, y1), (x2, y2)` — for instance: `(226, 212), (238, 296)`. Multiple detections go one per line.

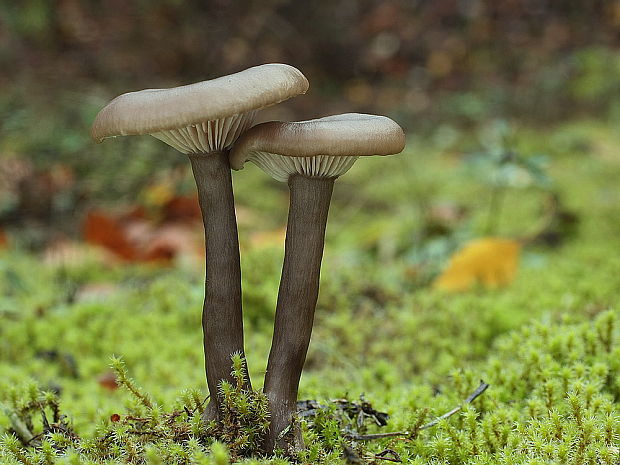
(3, 311), (619, 464)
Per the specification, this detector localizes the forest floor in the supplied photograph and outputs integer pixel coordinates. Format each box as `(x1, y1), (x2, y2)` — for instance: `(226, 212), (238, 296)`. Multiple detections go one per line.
(1, 118), (620, 464)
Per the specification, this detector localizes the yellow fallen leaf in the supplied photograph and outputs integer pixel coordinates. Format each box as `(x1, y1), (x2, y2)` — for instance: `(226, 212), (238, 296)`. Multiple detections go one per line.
(433, 237), (521, 292)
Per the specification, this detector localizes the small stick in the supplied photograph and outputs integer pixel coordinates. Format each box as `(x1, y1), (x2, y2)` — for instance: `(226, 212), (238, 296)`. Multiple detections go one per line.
(347, 381), (489, 441)
(420, 380), (489, 430)
(372, 455), (401, 463)
(372, 448), (402, 463)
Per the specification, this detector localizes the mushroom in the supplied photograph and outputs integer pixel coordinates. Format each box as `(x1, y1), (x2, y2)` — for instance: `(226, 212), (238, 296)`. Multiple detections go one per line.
(229, 113), (406, 451)
(91, 64), (309, 421)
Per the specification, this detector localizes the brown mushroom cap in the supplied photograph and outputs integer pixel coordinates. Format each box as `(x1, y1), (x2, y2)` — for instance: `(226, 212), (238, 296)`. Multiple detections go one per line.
(228, 113), (406, 181)
(91, 64), (309, 153)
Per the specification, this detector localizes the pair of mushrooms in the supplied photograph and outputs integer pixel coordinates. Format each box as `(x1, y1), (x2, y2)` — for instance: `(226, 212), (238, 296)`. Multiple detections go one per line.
(91, 64), (405, 453)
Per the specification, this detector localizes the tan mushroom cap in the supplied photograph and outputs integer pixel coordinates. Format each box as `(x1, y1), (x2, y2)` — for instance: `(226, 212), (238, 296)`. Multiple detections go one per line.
(229, 113), (406, 181)
(91, 64), (309, 154)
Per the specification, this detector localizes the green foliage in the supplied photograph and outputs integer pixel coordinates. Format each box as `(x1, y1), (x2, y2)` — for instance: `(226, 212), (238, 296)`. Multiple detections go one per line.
(407, 311), (620, 464)
(110, 356), (155, 410)
(9, 312), (619, 464)
(0, 356), (273, 464)
(207, 354), (270, 458)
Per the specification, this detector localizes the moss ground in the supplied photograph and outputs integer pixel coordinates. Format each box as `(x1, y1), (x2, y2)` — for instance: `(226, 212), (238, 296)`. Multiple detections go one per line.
(1, 119), (620, 463)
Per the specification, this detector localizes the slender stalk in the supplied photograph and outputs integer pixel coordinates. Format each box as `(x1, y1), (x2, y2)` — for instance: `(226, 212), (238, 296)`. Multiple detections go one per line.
(263, 174), (335, 452)
(189, 151), (250, 421)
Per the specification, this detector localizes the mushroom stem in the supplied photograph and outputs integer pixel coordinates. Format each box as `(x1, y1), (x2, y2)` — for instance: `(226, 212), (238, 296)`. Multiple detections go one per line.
(189, 151), (250, 420)
(263, 174), (335, 452)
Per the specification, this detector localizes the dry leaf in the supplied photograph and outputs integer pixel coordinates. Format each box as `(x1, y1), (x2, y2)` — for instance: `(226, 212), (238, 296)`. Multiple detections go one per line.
(83, 208), (203, 265)
(433, 237), (521, 292)
(83, 211), (138, 261)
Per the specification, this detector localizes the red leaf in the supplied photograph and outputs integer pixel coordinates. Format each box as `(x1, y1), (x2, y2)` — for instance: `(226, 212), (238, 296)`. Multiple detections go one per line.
(83, 211), (138, 261)
(82, 206), (203, 265)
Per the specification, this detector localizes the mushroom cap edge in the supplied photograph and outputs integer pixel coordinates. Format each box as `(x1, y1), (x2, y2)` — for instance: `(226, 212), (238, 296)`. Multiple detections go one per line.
(229, 113), (406, 170)
(91, 63), (309, 143)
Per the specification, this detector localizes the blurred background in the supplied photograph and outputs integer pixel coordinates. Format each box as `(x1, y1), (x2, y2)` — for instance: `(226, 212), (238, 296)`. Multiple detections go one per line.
(2, 1), (620, 238)
(1, 0), (619, 295)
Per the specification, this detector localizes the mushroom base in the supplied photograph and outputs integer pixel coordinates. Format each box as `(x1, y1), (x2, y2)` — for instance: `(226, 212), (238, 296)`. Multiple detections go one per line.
(262, 175), (335, 453)
(189, 152), (251, 421)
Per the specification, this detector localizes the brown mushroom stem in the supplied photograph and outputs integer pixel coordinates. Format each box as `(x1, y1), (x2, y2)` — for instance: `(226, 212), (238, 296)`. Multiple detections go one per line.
(263, 174), (335, 452)
(189, 151), (251, 421)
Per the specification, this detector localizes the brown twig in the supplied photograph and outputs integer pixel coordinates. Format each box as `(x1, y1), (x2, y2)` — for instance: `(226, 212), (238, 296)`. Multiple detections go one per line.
(372, 455), (401, 463)
(346, 381), (489, 441)
(420, 380), (489, 430)
(371, 448), (402, 463)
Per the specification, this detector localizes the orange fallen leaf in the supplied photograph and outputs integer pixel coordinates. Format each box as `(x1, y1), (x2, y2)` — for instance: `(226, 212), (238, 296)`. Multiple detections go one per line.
(84, 211), (138, 261)
(433, 237), (521, 292)
(83, 208), (203, 265)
